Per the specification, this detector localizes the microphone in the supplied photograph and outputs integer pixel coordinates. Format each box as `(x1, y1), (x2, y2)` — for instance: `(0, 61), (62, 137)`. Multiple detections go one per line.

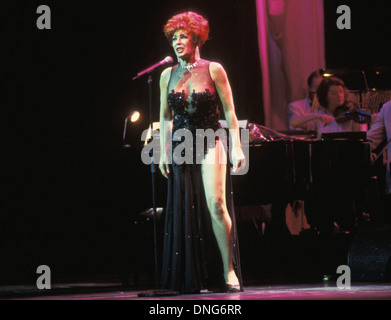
(132, 56), (174, 80)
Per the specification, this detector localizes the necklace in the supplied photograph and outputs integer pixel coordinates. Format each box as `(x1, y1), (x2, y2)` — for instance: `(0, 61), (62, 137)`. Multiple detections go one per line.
(179, 59), (200, 71)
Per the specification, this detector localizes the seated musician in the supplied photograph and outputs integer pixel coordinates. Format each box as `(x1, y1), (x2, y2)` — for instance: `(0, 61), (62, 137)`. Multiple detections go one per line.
(290, 77), (369, 138)
(287, 70), (324, 131)
(313, 77), (368, 138)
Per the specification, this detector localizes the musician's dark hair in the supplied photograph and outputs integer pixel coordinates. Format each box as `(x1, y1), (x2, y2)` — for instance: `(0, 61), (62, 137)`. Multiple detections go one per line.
(316, 76), (347, 109)
(307, 70), (323, 88)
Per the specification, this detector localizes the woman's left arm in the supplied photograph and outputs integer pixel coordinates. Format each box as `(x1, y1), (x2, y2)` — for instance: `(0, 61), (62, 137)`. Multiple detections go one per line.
(210, 62), (246, 174)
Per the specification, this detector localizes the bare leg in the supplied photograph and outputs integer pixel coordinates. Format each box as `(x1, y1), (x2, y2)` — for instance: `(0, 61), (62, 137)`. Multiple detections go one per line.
(201, 140), (239, 286)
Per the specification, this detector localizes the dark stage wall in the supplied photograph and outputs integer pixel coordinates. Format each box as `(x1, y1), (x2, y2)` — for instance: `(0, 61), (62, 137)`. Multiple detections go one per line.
(2, 1), (390, 285)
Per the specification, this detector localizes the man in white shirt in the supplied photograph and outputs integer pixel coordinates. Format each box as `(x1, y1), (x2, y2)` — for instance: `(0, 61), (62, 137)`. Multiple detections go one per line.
(367, 101), (391, 223)
(287, 70), (323, 131)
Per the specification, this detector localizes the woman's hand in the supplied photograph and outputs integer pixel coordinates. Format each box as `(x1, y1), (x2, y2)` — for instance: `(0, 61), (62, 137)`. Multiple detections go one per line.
(318, 114), (335, 126)
(231, 147), (246, 174)
(159, 156), (170, 179)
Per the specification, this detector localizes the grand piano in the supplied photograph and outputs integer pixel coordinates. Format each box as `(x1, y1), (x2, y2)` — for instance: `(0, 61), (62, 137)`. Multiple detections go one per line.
(231, 124), (372, 230)
(232, 124), (371, 203)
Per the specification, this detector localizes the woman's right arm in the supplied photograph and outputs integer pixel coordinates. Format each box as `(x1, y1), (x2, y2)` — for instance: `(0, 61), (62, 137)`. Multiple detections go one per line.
(290, 113), (335, 129)
(159, 67), (172, 179)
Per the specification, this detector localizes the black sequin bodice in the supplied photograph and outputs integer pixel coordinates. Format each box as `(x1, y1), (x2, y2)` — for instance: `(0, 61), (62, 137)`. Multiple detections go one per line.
(168, 89), (221, 134)
(167, 59), (222, 161)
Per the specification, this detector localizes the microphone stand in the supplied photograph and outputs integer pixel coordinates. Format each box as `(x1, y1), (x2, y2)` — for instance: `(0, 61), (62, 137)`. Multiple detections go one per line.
(137, 74), (179, 297)
(122, 117), (131, 148)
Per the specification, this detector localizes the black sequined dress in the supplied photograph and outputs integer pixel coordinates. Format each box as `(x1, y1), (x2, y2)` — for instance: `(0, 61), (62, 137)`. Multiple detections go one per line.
(161, 59), (243, 293)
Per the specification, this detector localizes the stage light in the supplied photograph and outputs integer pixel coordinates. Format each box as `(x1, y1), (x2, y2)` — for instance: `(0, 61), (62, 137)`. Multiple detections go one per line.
(123, 110), (144, 148)
(130, 111), (140, 123)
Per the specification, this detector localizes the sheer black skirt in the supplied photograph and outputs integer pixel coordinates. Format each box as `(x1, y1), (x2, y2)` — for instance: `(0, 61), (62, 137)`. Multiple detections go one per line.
(161, 162), (243, 294)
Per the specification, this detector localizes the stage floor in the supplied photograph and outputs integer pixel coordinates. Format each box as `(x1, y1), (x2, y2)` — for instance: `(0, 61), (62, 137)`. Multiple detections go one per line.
(2, 281), (391, 300)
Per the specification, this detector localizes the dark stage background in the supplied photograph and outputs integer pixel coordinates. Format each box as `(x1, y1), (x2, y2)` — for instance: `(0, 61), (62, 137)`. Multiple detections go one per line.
(2, 0), (390, 285)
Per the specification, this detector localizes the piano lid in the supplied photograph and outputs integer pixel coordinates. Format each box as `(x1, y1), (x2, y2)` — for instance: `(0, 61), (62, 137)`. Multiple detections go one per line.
(248, 123), (314, 143)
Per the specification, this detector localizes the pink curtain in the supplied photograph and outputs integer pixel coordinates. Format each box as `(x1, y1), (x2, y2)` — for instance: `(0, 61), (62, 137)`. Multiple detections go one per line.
(256, 0), (325, 130)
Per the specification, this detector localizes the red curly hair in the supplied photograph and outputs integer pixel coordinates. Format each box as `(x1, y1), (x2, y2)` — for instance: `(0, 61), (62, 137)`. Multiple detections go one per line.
(163, 11), (210, 48)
